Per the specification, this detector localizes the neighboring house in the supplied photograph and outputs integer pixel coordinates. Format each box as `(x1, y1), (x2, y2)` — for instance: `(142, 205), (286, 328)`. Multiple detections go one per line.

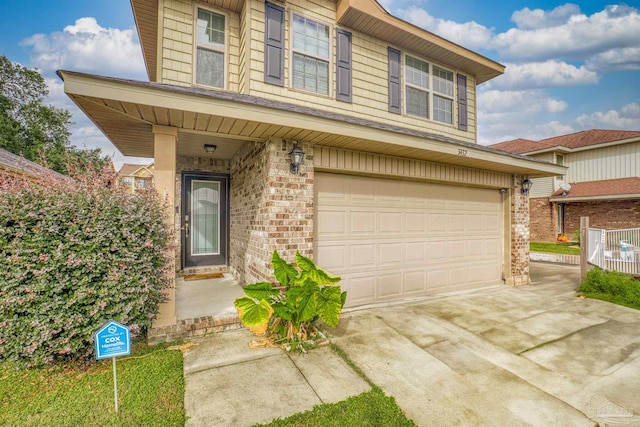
(0, 147), (68, 181)
(491, 130), (640, 242)
(58, 0), (564, 331)
(117, 163), (154, 193)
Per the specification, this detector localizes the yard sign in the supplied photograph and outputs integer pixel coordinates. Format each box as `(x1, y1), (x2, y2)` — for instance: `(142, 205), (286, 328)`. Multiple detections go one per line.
(95, 320), (131, 414)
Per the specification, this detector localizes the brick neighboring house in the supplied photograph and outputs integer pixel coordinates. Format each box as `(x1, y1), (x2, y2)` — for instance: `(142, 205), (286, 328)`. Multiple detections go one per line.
(117, 163), (154, 193)
(58, 0), (564, 331)
(491, 130), (640, 242)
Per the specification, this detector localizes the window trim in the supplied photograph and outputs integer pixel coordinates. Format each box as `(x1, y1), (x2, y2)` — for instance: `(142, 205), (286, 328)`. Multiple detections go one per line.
(192, 4), (229, 90)
(402, 52), (457, 127)
(288, 10), (333, 97)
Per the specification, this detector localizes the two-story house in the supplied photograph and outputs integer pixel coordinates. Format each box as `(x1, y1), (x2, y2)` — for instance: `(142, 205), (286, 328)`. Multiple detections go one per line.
(117, 162), (155, 193)
(58, 0), (565, 334)
(491, 129), (640, 242)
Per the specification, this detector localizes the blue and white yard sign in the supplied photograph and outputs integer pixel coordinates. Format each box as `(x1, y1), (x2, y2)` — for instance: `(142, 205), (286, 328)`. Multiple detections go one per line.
(95, 320), (131, 360)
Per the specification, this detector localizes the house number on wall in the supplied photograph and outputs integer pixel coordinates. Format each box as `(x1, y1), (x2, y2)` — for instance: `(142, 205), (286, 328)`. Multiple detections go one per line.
(458, 149), (468, 157)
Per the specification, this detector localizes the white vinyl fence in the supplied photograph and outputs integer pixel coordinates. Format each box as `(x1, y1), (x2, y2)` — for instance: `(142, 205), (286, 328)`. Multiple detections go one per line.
(586, 227), (640, 275)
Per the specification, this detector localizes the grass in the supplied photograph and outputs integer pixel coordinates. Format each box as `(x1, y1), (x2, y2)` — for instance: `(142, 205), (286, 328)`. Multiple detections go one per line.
(530, 241), (580, 255)
(0, 341), (185, 427)
(579, 267), (640, 311)
(256, 344), (416, 427)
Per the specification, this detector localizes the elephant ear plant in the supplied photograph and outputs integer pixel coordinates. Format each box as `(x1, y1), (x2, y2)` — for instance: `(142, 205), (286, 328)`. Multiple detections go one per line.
(234, 250), (347, 352)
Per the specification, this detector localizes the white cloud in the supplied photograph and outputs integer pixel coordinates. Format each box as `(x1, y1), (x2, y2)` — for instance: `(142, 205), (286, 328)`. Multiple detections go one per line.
(576, 102), (640, 129)
(22, 17), (146, 79)
(511, 3), (581, 30)
(585, 47), (640, 72)
(493, 5), (640, 62)
(398, 7), (494, 51)
(487, 60), (599, 90)
(377, 0), (394, 11)
(477, 89), (571, 144)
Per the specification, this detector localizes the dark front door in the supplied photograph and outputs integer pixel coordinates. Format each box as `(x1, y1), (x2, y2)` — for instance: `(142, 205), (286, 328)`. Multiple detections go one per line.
(182, 172), (229, 268)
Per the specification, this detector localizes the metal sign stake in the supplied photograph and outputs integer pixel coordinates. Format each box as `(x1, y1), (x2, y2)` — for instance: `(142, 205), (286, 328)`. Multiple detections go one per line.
(113, 356), (119, 414)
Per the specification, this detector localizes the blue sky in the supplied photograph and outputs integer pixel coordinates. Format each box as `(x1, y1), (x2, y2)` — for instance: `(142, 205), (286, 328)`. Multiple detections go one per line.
(0, 0), (639, 168)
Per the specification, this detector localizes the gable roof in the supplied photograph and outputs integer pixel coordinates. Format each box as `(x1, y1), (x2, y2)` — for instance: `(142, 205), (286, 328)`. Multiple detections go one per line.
(490, 130), (640, 155)
(0, 147), (67, 180)
(550, 177), (640, 202)
(118, 163), (153, 176)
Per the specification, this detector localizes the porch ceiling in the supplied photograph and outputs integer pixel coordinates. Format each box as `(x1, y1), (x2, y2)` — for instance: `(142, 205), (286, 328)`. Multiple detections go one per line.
(58, 70), (566, 178)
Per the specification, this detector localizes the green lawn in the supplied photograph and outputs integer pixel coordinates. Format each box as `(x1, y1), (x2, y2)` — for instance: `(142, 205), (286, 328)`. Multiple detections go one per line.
(579, 267), (640, 311)
(0, 342), (185, 426)
(530, 241), (580, 256)
(1, 341), (415, 427)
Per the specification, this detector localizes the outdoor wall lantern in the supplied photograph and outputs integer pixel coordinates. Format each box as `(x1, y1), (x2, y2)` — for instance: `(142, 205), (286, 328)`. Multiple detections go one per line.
(204, 144), (217, 154)
(289, 143), (305, 174)
(521, 177), (533, 195)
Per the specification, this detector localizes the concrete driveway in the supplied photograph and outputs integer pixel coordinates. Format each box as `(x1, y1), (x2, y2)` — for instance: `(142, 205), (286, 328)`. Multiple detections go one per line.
(331, 262), (640, 426)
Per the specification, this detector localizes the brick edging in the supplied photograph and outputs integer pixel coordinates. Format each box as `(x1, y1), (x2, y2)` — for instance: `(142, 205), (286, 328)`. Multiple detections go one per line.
(530, 251), (580, 265)
(147, 314), (243, 345)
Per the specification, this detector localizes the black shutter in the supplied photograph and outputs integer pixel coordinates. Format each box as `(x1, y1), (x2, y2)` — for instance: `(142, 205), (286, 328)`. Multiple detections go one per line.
(457, 74), (468, 131)
(388, 47), (401, 114)
(336, 29), (352, 103)
(264, 2), (284, 86)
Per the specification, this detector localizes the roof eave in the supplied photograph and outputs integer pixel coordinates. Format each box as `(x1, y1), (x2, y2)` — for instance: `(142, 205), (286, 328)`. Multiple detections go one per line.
(550, 193), (640, 202)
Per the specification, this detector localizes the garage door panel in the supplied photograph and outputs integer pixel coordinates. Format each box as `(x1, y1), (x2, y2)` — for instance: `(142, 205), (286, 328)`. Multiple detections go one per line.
(351, 211), (376, 234)
(316, 173), (504, 308)
(378, 272), (403, 298)
(405, 270), (427, 294)
(378, 243), (402, 266)
(317, 209), (347, 236)
(350, 244), (376, 269)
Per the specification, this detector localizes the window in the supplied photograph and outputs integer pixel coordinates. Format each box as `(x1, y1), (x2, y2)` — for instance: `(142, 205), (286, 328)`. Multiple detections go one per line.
(121, 177), (133, 187)
(405, 56), (429, 118)
(404, 55), (455, 124)
(136, 178), (151, 189)
(291, 14), (330, 95)
(555, 154), (564, 165)
(195, 8), (225, 88)
(557, 204), (565, 235)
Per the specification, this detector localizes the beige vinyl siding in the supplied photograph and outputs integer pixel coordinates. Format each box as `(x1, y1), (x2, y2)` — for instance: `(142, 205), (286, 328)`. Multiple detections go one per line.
(566, 142), (640, 183)
(247, 0), (477, 144)
(314, 146), (511, 188)
(161, 0), (241, 91)
(528, 152), (555, 197)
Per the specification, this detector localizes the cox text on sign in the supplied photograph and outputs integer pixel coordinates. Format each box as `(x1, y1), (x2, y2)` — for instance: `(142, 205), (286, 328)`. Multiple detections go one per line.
(95, 320), (131, 360)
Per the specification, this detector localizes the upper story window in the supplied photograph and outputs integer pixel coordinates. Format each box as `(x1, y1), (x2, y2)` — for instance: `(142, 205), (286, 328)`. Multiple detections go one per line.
(404, 55), (454, 125)
(291, 14), (330, 95)
(195, 8), (225, 88)
(555, 153), (565, 165)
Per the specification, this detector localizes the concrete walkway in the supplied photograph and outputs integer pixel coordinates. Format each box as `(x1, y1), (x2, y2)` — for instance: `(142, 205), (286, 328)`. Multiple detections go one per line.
(183, 263), (640, 426)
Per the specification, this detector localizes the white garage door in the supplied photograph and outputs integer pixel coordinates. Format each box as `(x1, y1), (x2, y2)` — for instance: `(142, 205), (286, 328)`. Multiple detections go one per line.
(315, 173), (504, 307)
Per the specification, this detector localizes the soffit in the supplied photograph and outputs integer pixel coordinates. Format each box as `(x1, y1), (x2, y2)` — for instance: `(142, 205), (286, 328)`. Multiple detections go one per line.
(59, 71), (564, 178)
(336, 0), (504, 84)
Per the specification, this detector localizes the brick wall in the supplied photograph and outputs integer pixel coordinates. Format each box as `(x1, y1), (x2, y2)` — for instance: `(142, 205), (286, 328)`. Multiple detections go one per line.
(229, 138), (314, 285)
(509, 176), (531, 285)
(529, 197), (557, 242)
(564, 200), (640, 236)
(175, 156), (231, 273)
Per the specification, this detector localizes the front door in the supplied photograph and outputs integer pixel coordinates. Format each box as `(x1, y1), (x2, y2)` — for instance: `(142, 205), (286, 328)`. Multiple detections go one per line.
(182, 172), (229, 268)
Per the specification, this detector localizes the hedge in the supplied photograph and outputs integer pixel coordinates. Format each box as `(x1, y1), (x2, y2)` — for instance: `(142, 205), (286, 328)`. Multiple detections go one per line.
(0, 167), (173, 366)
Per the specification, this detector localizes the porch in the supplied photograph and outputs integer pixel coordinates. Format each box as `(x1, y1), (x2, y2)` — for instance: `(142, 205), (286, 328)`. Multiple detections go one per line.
(148, 273), (245, 344)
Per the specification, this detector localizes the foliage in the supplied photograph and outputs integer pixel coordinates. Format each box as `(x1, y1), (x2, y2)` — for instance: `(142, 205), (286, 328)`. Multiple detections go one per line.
(0, 341), (185, 426)
(0, 55), (109, 175)
(0, 166), (174, 366)
(235, 251), (346, 352)
(257, 387), (417, 427)
(530, 241), (580, 256)
(572, 229), (581, 245)
(579, 267), (640, 310)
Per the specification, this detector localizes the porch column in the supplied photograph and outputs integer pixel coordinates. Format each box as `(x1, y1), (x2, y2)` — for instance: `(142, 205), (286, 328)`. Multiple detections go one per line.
(508, 174), (531, 286)
(152, 125), (178, 327)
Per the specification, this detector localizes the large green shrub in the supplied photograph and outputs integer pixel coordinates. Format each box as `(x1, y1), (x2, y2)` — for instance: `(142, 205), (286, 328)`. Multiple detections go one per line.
(0, 167), (173, 366)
